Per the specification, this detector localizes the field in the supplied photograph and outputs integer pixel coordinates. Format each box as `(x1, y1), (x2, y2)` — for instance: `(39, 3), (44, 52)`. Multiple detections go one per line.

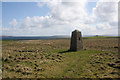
(2, 37), (120, 78)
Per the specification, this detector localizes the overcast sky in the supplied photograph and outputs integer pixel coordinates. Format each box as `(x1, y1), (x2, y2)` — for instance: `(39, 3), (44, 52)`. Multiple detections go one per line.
(2, 0), (118, 36)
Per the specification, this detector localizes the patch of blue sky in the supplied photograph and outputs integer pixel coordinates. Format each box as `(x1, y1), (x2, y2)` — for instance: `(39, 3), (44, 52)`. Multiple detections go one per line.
(2, 2), (49, 27)
(2, 2), (97, 28)
(86, 2), (96, 15)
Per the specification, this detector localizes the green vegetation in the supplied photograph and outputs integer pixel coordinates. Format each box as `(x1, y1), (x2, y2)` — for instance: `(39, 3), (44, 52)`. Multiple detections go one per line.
(2, 38), (119, 78)
(83, 36), (118, 39)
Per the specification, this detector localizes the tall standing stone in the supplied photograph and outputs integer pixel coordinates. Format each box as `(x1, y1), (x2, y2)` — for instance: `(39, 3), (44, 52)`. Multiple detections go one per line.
(70, 30), (83, 51)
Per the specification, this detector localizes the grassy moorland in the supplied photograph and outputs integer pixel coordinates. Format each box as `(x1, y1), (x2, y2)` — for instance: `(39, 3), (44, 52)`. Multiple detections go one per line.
(2, 37), (120, 78)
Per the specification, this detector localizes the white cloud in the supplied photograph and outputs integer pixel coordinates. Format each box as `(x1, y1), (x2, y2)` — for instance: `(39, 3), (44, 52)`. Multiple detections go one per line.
(96, 23), (111, 30)
(9, 19), (17, 27)
(48, 0), (87, 21)
(37, 2), (45, 7)
(90, 0), (118, 35)
(4, 0), (118, 36)
(93, 1), (118, 23)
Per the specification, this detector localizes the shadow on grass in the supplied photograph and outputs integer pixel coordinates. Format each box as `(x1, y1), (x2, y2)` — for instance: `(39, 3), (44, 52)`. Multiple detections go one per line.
(58, 49), (76, 54)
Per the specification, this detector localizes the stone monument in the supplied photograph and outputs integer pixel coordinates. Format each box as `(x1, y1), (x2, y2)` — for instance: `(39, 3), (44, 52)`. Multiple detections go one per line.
(70, 30), (83, 51)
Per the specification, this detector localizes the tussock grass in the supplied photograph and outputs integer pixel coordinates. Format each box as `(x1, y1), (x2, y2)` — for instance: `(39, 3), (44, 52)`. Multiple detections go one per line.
(2, 38), (119, 78)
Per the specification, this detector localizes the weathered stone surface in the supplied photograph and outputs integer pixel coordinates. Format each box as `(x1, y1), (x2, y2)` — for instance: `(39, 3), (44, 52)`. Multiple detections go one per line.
(70, 30), (83, 51)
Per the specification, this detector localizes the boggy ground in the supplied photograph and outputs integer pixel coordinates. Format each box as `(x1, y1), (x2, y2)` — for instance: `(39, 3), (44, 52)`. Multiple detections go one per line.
(2, 37), (119, 78)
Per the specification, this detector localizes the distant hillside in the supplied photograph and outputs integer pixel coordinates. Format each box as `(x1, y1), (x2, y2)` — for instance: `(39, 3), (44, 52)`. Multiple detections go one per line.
(1, 35), (70, 40)
(1, 35), (119, 40)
